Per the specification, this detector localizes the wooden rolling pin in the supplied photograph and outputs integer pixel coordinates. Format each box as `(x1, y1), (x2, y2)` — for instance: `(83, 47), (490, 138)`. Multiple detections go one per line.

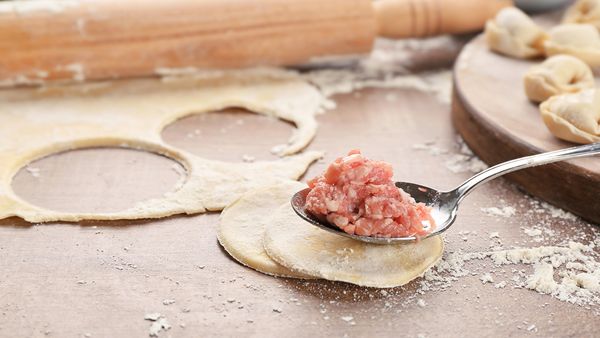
(0, 0), (512, 85)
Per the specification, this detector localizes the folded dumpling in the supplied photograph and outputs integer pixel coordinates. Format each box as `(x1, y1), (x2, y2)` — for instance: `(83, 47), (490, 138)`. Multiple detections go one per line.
(524, 55), (595, 103)
(544, 24), (600, 67)
(485, 7), (547, 58)
(563, 0), (600, 31)
(540, 89), (600, 144)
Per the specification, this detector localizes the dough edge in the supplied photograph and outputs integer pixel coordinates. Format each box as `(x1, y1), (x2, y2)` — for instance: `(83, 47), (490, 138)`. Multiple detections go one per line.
(263, 204), (445, 288)
(217, 180), (315, 279)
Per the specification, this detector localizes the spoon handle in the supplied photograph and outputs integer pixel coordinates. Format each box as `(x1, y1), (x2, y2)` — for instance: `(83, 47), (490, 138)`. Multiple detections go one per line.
(453, 142), (600, 203)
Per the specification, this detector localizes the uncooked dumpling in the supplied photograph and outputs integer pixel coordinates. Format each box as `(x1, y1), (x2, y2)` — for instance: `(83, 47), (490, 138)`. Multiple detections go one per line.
(485, 7), (547, 58)
(263, 204), (444, 288)
(524, 55), (595, 103)
(563, 0), (600, 31)
(544, 24), (600, 67)
(217, 180), (314, 278)
(540, 88), (600, 144)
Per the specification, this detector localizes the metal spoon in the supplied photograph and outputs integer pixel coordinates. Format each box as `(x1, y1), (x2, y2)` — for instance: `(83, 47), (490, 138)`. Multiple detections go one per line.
(292, 142), (600, 244)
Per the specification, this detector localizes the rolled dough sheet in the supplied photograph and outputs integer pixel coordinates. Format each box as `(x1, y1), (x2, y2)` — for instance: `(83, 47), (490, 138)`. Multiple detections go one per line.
(0, 69), (326, 222)
(264, 204), (444, 288)
(217, 180), (314, 278)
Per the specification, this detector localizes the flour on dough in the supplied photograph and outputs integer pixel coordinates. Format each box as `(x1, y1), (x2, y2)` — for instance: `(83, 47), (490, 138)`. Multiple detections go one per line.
(562, 0), (600, 31)
(0, 70), (326, 222)
(217, 180), (314, 278)
(544, 24), (600, 67)
(484, 7), (547, 59)
(540, 88), (600, 144)
(523, 55), (595, 103)
(263, 204), (444, 288)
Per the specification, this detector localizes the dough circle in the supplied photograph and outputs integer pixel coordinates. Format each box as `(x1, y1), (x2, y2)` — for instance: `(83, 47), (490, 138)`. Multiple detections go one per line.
(263, 204), (444, 288)
(217, 180), (314, 278)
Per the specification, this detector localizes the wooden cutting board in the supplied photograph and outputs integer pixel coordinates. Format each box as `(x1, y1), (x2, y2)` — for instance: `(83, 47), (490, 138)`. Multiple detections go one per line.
(451, 34), (600, 224)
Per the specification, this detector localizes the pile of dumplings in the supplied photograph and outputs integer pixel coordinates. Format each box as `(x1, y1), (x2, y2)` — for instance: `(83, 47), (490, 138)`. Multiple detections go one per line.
(485, 0), (600, 144)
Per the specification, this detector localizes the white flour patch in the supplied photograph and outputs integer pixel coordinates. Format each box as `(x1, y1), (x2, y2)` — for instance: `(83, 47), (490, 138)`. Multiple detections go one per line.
(145, 314), (171, 337)
(410, 136), (488, 175)
(411, 141), (448, 156)
(300, 36), (460, 105)
(241, 155), (256, 163)
(480, 273), (495, 284)
(481, 206), (516, 218)
(444, 137), (488, 174)
(25, 166), (40, 178)
(423, 241), (600, 310)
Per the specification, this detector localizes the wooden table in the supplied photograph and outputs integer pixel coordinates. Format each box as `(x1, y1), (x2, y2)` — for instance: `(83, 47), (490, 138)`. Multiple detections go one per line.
(1, 39), (598, 337)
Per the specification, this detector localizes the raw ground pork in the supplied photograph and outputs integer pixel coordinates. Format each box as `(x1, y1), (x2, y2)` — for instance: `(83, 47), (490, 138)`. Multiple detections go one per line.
(305, 150), (435, 238)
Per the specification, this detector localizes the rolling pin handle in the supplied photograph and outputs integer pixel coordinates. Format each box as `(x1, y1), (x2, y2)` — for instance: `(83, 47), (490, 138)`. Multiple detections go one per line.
(374, 0), (514, 38)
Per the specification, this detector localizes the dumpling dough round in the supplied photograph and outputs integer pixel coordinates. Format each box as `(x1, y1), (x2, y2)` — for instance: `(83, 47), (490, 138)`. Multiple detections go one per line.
(523, 55), (595, 103)
(544, 24), (600, 67)
(540, 88), (600, 144)
(217, 180), (314, 278)
(263, 204), (444, 288)
(563, 0), (600, 31)
(485, 7), (548, 58)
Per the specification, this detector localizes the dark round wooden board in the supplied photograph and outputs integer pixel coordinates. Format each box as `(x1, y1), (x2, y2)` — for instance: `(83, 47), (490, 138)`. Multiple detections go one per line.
(452, 34), (600, 224)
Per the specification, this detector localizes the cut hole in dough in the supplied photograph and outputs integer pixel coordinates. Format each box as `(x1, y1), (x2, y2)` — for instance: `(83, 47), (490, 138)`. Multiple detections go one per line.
(0, 69), (326, 223)
(263, 203), (444, 288)
(161, 108), (295, 162)
(12, 147), (185, 214)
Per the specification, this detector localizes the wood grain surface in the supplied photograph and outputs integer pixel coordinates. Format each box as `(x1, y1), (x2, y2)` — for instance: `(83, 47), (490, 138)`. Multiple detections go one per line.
(0, 38), (598, 338)
(452, 34), (600, 224)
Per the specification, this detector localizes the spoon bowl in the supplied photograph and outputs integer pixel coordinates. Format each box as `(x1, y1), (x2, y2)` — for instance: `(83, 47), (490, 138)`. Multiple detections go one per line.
(291, 183), (457, 244)
(292, 142), (600, 244)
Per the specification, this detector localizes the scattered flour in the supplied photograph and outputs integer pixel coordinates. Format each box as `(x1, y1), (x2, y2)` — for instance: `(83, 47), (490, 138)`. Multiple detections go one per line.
(523, 228), (543, 237)
(143, 313), (161, 321)
(162, 299), (176, 306)
(525, 197), (578, 221)
(25, 166), (40, 178)
(423, 241), (600, 309)
(411, 141), (448, 156)
(411, 137), (488, 175)
(480, 273), (494, 284)
(303, 69), (452, 105)
(241, 155), (256, 163)
(0, 0), (80, 15)
(300, 36), (461, 104)
(149, 318), (170, 337)
(145, 313), (171, 337)
(444, 137), (488, 174)
(494, 281), (507, 289)
(481, 206), (516, 218)
(340, 315), (354, 322)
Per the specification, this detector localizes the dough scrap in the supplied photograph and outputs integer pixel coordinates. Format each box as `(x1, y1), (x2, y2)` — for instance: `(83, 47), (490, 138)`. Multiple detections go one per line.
(523, 55), (595, 103)
(263, 204), (444, 288)
(544, 24), (600, 67)
(0, 69), (327, 222)
(540, 88), (600, 144)
(484, 7), (547, 59)
(217, 180), (314, 278)
(563, 0), (600, 31)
